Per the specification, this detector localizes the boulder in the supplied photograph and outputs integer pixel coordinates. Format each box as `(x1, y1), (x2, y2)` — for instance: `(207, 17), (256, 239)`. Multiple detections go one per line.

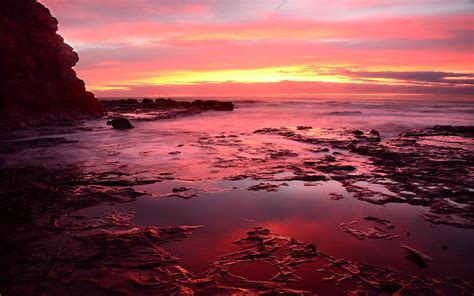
(110, 118), (134, 129)
(351, 129), (364, 136)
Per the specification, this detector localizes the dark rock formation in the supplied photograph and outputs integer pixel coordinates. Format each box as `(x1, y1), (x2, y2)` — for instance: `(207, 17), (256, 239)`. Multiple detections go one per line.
(155, 98), (179, 107)
(351, 129), (364, 136)
(101, 98), (235, 113)
(0, 0), (102, 125)
(191, 99), (234, 111)
(126, 98), (138, 104)
(109, 117), (134, 129)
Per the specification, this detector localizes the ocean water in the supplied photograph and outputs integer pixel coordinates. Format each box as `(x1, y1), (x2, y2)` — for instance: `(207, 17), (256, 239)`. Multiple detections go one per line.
(109, 97), (474, 137)
(2, 98), (474, 292)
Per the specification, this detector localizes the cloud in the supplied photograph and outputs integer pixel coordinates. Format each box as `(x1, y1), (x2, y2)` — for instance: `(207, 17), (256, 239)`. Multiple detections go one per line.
(91, 80), (474, 98)
(40, 0), (473, 26)
(329, 69), (474, 85)
(37, 0), (474, 98)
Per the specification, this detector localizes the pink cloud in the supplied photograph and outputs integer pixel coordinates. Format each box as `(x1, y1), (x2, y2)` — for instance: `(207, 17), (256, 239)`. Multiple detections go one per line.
(37, 0), (473, 97)
(92, 80), (474, 98)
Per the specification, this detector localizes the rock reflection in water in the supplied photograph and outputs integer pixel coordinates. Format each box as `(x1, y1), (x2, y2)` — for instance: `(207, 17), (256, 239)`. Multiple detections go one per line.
(1, 99), (473, 294)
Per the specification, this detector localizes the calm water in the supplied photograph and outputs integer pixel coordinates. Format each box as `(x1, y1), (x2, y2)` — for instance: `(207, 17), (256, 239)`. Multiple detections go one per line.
(3, 98), (474, 291)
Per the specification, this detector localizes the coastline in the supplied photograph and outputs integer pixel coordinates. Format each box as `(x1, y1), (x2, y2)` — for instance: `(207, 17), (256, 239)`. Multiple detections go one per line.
(1, 100), (473, 294)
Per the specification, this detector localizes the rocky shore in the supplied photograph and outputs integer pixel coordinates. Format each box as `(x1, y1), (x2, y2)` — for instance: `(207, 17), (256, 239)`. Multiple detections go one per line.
(0, 1), (472, 294)
(1, 119), (472, 294)
(101, 98), (234, 123)
(102, 98), (234, 112)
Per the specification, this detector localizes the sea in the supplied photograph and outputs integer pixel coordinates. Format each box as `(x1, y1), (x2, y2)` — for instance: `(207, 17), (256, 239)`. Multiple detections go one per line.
(2, 97), (473, 293)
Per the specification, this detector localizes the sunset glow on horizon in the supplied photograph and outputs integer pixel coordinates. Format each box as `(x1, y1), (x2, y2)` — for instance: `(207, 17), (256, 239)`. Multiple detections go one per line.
(41, 0), (474, 98)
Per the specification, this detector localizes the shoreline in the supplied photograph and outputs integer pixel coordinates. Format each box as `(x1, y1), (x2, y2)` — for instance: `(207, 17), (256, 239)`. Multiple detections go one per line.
(1, 107), (473, 294)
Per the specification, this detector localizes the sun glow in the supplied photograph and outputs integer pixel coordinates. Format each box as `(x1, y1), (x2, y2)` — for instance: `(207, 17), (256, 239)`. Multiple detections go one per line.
(129, 66), (357, 85)
(88, 65), (421, 92)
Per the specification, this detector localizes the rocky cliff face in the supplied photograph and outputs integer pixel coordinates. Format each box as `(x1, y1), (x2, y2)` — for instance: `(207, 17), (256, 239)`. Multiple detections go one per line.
(0, 0), (102, 124)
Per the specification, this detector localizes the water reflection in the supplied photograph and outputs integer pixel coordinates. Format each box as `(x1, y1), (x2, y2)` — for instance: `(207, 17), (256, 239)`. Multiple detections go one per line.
(3, 98), (474, 292)
(80, 178), (474, 287)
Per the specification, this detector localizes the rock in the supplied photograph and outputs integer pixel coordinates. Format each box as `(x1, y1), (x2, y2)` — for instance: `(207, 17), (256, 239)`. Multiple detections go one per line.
(191, 100), (204, 107)
(126, 98), (139, 104)
(350, 129), (380, 142)
(369, 129), (380, 136)
(170, 187), (199, 199)
(0, 0), (102, 124)
(297, 126), (312, 130)
(368, 129), (381, 142)
(380, 281), (402, 294)
(155, 98), (178, 107)
(178, 101), (191, 108)
(191, 100), (234, 111)
(310, 147), (330, 153)
(363, 216), (396, 229)
(329, 193), (345, 200)
(432, 125), (474, 134)
(172, 187), (191, 193)
(247, 182), (288, 192)
(400, 244), (433, 268)
(340, 221), (399, 240)
(214, 101), (234, 111)
(142, 98), (153, 104)
(401, 125), (474, 137)
(110, 117), (134, 129)
(352, 129), (364, 136)
(299, 174), (328, 182)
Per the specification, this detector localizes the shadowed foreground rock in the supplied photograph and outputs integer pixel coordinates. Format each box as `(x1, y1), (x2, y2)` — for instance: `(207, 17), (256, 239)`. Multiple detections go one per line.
(0, 0), (102, 126)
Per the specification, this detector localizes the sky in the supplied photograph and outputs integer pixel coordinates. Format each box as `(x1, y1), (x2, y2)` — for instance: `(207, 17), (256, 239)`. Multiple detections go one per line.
(40, 0), (474, 98)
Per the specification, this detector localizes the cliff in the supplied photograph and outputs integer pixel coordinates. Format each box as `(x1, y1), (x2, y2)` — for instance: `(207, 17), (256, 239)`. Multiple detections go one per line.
(0, 0), (102, 125)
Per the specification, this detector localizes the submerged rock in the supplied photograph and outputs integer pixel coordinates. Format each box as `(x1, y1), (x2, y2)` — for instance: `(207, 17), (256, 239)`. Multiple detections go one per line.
(247, 182), (288, 192)
(364, 216), (396, 229)
(110, 117), (134, 129)
(340, 220), (398, 240)
(400, 244), (433, 268)
(172, 187), (191, 193)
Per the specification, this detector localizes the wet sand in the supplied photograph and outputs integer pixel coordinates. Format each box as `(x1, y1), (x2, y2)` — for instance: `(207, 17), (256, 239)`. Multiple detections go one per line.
(0, 98), (473, 295)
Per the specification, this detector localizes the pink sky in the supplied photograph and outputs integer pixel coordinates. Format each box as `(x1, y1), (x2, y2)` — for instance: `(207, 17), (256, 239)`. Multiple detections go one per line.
(40, 0), (474, 98)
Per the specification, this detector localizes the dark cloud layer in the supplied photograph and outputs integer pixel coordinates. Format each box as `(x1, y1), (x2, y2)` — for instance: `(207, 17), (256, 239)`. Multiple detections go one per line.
(337, 70), (474, 85)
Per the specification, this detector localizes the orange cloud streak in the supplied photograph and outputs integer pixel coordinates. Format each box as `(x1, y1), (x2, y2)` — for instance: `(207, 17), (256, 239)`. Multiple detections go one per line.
(39, 0), (473, 98)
